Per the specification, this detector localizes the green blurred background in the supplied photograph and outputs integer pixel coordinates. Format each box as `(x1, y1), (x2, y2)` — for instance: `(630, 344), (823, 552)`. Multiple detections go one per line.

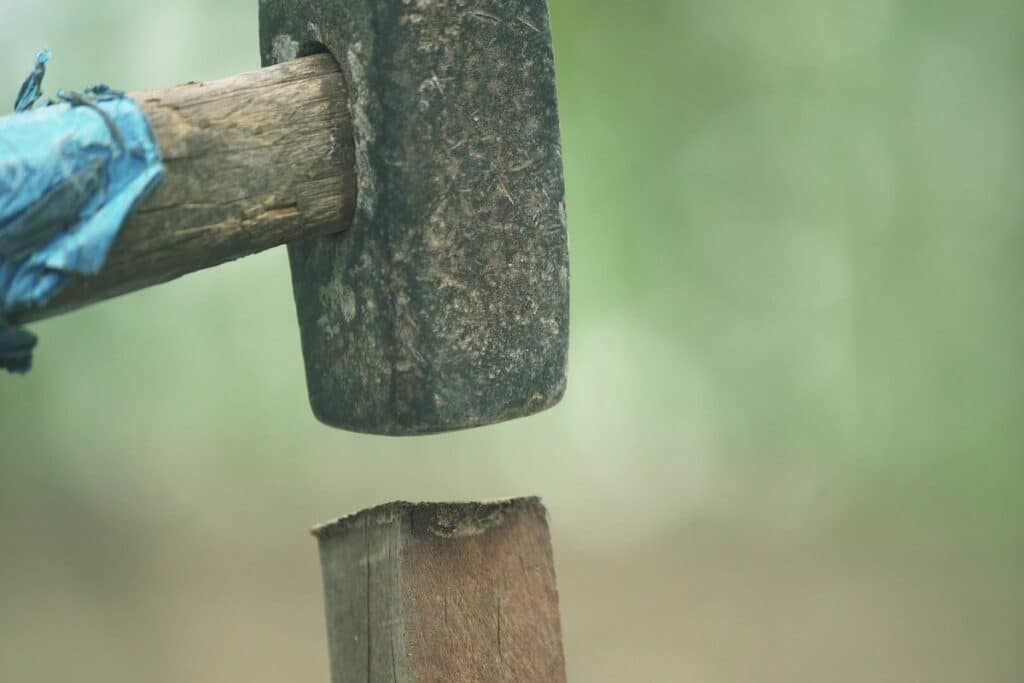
(2, 1), (1023, 680)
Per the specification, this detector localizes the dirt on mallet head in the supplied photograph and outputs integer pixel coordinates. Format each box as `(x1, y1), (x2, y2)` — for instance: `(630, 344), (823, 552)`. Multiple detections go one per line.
(260, 0), (570, 436)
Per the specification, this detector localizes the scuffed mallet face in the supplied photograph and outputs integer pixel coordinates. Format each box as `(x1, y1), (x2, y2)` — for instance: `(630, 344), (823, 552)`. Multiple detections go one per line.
(259, 0), (569, 435)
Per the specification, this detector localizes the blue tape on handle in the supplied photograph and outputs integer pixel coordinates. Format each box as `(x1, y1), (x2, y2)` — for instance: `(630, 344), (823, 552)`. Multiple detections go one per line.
(0, 51), (165, 373)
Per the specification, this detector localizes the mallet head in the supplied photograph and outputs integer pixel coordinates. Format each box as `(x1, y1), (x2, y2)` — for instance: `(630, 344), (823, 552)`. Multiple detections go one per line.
(260, 0), (569, 435)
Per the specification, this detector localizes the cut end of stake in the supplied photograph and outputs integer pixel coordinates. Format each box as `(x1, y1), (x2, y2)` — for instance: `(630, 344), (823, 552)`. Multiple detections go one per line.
(311, 496), (545, 538)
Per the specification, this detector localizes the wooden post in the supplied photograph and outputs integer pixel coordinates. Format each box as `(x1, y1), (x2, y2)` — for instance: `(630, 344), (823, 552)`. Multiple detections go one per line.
(312, 498), (567, 682)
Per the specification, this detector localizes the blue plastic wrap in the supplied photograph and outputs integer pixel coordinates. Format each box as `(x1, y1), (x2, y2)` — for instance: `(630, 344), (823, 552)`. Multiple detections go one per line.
(0, 51), (164, 373)
(14, 49), (50, 113)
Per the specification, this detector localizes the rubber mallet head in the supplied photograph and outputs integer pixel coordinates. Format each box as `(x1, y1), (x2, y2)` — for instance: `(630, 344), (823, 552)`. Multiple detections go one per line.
(260, 1), (569, 435)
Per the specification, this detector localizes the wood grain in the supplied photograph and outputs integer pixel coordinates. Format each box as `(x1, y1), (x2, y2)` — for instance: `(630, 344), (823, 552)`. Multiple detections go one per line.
(15, 52), (356, 323)
(313, 498), (568, 682)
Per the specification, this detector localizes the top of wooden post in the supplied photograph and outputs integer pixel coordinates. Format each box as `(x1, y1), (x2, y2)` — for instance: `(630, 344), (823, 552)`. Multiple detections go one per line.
(312, 497), (566, 682)
(311, 497), (547, 539)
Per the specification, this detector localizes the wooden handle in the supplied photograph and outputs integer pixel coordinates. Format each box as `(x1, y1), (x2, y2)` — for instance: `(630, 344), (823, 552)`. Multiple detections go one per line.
(14, 52), (356, 323)
(313, 499), (568, 683)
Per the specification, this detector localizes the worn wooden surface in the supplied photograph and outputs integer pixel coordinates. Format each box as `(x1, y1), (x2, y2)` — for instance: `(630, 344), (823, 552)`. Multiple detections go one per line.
(262, 2), (570, 435)
(16, 53), (356, 323)
(313, 498), (567, 683)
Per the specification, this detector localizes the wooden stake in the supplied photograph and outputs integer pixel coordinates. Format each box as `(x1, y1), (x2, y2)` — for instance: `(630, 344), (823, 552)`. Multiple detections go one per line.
(313, 498), (568, 683)
(15, 53), (356, 322)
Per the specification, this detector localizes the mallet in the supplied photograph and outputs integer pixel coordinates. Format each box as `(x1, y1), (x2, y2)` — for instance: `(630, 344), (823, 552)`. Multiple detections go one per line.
(12, 0), (570, 436)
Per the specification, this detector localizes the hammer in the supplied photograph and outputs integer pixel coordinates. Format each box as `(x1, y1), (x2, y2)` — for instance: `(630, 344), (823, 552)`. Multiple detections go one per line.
(12, 0), (570, 436)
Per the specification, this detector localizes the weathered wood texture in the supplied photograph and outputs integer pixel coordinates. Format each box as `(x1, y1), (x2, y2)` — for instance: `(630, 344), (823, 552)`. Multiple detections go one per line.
(262, 1), (570, 435)
(16, 53), (355, 323)
(313, 498), (567, 683)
